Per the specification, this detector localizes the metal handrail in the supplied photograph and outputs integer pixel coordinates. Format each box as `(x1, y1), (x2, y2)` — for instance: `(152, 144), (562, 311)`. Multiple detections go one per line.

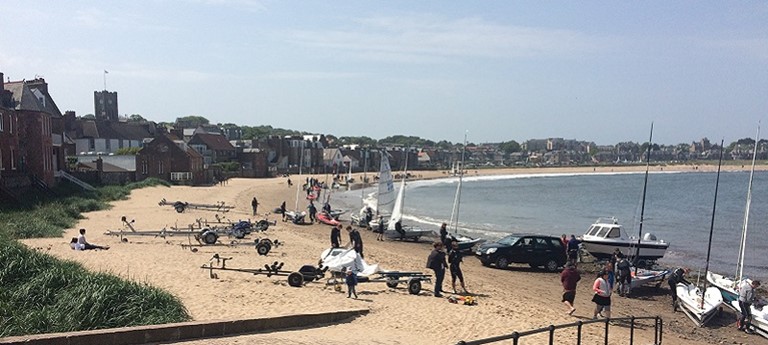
(457, 316), (662, 345)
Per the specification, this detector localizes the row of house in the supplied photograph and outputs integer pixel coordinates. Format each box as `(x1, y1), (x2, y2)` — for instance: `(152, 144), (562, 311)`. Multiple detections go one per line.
(2, 70), (762, 199)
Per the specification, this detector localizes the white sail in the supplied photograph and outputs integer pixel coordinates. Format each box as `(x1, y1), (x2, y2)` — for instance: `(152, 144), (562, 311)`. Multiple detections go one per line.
(387, 179), (406, 230)
(377, 153), (396, 216)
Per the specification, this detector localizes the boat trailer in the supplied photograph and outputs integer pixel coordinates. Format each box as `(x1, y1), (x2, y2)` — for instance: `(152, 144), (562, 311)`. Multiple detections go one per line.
(159, 198), (235, 213)
(181, 234), (282, 255)
(104, 216), (196, 242)
(201, 254), (326, 287)
(326, 271), (432, 295)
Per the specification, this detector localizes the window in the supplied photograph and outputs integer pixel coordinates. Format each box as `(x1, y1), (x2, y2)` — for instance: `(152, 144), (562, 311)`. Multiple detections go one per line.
(158, 161), (164, 174)
(595, 226), (611, 238)
(607, 228), (621, 238)
(0, 149), (3, 171)
(141, 160), (148, 175)
(106, 139), (111, 151)
(0, 113), (3, 132)
(171, 172), (192, 181)
(10, 149), (16, 170)
(8, 114), (11, 133)
(88, 139), (95, 151)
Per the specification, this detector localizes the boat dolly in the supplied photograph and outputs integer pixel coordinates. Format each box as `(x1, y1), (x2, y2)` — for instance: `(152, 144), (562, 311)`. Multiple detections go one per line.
(326, 271), (432, 295)
(159, 198), (235, 213)
(201, 254), (326, 287)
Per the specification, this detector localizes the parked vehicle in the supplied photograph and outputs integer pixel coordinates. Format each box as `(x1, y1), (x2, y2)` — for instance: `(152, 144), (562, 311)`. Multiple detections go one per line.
(475, 234), (567, 272)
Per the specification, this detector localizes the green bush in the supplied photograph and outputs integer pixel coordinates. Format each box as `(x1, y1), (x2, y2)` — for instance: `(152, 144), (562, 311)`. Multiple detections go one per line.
(0, 238), (190, 337)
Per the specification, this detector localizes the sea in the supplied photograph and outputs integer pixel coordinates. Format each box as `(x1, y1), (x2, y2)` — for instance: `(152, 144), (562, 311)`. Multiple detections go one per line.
(333, 170), (768, 281)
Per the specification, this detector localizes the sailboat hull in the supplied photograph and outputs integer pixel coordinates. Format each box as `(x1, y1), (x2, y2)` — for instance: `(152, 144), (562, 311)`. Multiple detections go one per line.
(728, 300), (768, 338)
(706, 271), (740, 306)
(676, 283), (723, 327)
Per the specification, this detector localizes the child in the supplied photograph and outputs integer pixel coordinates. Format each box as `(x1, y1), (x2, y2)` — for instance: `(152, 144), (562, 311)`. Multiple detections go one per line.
(346, 270), (358, 299)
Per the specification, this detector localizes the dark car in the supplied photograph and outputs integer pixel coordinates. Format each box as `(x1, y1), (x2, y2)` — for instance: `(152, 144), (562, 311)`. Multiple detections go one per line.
(475, 233), (567, 272)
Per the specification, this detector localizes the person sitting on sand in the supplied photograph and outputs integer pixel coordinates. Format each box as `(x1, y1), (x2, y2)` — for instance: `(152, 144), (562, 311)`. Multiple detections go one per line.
(76, 229), (109, 250)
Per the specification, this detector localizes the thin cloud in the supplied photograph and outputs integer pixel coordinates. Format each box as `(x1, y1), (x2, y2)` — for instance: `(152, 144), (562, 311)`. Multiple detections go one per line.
(280, 15), (607, 63)
(263, 71), (362, 81)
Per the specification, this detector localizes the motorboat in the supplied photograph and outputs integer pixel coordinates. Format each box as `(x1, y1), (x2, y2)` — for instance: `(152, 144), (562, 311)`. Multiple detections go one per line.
(581, 217), (669, 266)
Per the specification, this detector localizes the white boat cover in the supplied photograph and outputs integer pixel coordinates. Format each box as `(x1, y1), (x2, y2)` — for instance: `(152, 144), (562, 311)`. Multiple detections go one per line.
(320, 247), (379, 276)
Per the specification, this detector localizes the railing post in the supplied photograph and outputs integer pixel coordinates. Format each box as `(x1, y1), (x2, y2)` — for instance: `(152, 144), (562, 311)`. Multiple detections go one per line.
(548, 325), (555, 345)
(576, 321), (583, 345)
(512, 331), (520, 345)
(657, 317), (663, 345)
(604, 318), (610, 345)
(630, 316), (635, 345)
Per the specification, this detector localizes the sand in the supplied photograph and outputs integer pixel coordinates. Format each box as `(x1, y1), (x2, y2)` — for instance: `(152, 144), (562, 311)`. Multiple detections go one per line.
(20, 165), (768, 345)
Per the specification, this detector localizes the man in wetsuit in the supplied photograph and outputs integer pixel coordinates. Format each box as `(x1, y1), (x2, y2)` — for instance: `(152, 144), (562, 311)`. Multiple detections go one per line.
(330, 226), (341, 248)
(668, 267), (691, 311)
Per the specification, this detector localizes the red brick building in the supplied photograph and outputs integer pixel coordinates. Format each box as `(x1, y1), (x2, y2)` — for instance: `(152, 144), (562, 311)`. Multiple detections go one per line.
(135, 134), (204, 185)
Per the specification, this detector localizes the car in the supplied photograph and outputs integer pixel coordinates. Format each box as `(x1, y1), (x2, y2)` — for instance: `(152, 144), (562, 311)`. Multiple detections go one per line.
(475, 233), (567, 272)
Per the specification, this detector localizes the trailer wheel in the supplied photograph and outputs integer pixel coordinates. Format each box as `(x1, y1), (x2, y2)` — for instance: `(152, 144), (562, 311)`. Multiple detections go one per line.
(408, 278), (422, 295)
(201, 231), (218, 245)
(386, 278), (399, 288)
(173, 201), (186, 213)
(256, 242), (270, 256)
(288, 272), (304, 287)
(232, 227), (246, 239)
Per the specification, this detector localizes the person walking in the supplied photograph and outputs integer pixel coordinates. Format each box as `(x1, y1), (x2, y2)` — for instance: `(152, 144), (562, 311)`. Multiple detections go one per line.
(348, 226), (364, 258)
(448, 240), (468, 294)
(738, 279), (761, 333)
(426, 242), (447, 297)
(667, 267), (691, 311)
(251, 197), (259, 216)
(560, 262), (581, 315)
(330, 226), (341, 248)
(591, 270), (612, 319)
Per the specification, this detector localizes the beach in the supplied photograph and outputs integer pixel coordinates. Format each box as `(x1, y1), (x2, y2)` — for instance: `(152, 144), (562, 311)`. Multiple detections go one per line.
(20, 165), (768, 345)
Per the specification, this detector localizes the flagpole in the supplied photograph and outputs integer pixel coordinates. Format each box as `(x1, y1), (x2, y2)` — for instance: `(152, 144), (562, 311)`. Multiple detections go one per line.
(103, 70), (108, 91)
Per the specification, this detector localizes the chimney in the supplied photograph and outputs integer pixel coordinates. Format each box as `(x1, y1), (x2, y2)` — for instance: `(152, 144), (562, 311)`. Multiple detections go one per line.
(0, 72), (4, 91)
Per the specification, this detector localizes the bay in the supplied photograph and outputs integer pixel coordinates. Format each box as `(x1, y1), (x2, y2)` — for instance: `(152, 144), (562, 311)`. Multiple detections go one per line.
(336, 170), (768, 280)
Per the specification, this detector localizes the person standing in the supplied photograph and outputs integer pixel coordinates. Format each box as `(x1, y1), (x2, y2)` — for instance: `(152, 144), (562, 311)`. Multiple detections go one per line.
(560, 262), (581, 315)
(567, 235), (580, 266)
(667, 267), (691, 311)
(426, 242), (447, 297)
(280, 201), (287, 221)
(738, 279), (762, 333)
(560, 234), (568, 255)
(375, 216), (385, 241)
(251, 197), (259, 216)
(346, 269), (358, 299)
(307, 202), (317, 223)
(330, 226), (341, 248)
(615, 254), (632, 297)
(591, 270), (612, 319)
(287, 178), (292, 187)
(348, 226), (364, 258)
(448, 240), (468, 294)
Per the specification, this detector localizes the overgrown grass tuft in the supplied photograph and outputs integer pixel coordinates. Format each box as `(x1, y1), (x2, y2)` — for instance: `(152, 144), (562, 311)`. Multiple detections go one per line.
(0, 237), (190, 337)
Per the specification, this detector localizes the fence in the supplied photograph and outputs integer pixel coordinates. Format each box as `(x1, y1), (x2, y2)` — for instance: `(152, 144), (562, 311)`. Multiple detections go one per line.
(457, 316), (662, 345)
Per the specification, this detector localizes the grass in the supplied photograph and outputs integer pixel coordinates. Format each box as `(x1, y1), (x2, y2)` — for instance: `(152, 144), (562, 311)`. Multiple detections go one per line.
(0, 178), (190, 337)
(0, 236), (189, 337)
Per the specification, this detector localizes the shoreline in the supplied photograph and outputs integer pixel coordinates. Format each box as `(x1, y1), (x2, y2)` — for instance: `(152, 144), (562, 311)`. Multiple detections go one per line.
(17, 165), (767, 344)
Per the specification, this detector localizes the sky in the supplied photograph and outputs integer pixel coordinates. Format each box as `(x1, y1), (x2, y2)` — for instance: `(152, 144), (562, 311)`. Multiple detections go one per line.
(1, 1), (767, 146)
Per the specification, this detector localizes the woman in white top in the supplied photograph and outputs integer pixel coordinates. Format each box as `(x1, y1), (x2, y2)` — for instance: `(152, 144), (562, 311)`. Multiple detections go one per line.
(591, 270), (612, 319)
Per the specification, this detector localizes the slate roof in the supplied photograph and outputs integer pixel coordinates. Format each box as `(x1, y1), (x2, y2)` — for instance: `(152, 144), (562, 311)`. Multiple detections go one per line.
(189, 133), (235, 151)
(5, 79), (63, 117)
(71, 120), (153, 140)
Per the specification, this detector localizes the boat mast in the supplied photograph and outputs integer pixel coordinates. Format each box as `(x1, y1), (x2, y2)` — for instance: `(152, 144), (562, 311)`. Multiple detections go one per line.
(360, 148), (368, 207)
(701, 139), (725, 309)
(449, 131), (467, 234)
(634, 123), (653, 274)
(736, 124), (760, 282)
(294, 139), (305, 212)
